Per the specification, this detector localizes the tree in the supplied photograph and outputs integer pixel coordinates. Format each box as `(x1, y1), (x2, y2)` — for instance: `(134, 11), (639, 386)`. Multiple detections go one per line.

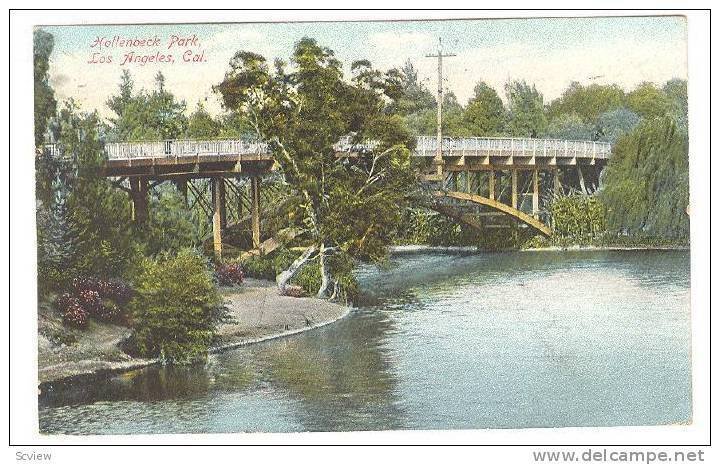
(217, 111), (255, 138)
(215, 38), (416, 297)
(594, 107), (641, 143)
(148, 72), (188, 139)
(402, 92), (469, 137)
(58, 101), (138, 278)
(105, 71), (188, 141)
(36, 159), (78, 295)
(440, 92), (472, 137)
(504, 80), (547, 137)
(663, 78), (688, 130)
(186, 102), (221, 139)
(34, 29), (57, 146)
(143, 185), (199, 256)
(388, 60), (436, 116)
(547, 82), (625, 124)
(106, 70), (134, 121)
(626, 82), (670, 119)
(545, 113), (594, 140)
(601, 117), (689, 239)
(463, 81), (506, 136)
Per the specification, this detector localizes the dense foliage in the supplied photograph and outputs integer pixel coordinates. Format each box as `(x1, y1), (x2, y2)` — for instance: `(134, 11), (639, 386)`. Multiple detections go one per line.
(601, 117), (689, 240)
(34, 29), (57, 146)
(128, 249), (228, 364)
(215, 38), (417, 296)
(550, 195), (606, 239)
(106, 71), (188, 141)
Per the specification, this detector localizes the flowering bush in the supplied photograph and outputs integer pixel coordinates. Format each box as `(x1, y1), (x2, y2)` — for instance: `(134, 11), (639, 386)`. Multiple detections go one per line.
(78, 289), (103, 315)
(57, 276), (134, 328)
(97, 279), (133, 305)
(215, 262), (245, 286)
(55, 292), (75, 313)
(61, 297), (89, 328)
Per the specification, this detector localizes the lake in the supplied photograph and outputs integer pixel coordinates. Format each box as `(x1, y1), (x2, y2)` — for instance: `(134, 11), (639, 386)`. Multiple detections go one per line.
(39, 250), (691, 434)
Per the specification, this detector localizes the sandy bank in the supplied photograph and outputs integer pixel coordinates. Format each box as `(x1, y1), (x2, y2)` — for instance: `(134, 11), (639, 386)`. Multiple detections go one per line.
(212, 278), (350, 352)
(37, 279), (350, 385)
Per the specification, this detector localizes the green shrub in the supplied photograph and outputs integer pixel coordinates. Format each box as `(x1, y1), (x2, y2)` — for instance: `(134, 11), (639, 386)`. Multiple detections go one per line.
(240, 248), (297, 280)
(128, 249), (228, 365)
(551, 194), (606, 240)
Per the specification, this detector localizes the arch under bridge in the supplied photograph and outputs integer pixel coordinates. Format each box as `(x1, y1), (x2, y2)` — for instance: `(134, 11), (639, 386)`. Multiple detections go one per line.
(44, 136), (611, 258)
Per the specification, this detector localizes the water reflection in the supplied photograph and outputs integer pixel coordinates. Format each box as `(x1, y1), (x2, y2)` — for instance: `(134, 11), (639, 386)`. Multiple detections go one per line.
(39, 250), (691, 434)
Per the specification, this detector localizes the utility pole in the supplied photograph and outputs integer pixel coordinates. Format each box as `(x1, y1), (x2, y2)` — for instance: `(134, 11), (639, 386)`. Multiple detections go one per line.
(426, 38), (456, 176)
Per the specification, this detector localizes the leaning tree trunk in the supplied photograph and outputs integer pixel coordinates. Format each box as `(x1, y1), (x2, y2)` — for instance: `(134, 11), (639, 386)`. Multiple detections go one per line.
(577, 166), (589, 195)
(276, 245), (317, 295)
(316, 243), (333, 299)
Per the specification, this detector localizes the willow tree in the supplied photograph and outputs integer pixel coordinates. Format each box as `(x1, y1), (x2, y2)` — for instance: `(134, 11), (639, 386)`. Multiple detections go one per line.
(601, 117), (689, 240)
(215, 38), (415, 297)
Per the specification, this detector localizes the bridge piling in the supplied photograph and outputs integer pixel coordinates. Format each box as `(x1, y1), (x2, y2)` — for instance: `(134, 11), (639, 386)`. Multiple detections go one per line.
(511, 169), (518, 210)
(532, 169), (539, 218)
(489, 170), (495, 201)
(553, 169), (561, 197)
(211, 177), (224, 260)
(130, 177), (149, 225)
(251, 177), (261, 249)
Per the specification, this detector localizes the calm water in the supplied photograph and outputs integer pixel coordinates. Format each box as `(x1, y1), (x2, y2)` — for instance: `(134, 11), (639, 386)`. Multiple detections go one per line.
(39, 250), (691, 434)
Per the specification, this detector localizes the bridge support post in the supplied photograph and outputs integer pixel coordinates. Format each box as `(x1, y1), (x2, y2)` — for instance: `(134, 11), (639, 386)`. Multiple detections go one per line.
(212, 177), (224, 261)
(236, 178), (244, 220)
(218, 179), (227, 230)
(511, 169), (518, 209)
(553, 168), (561, 198)
(489, 169), (495, 201)
(251, 176), (261, 249)
(130, 177), (148, 225)
(532, 169), (539, 218)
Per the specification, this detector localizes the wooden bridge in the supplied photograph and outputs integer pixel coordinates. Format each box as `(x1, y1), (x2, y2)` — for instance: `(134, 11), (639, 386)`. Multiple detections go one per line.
(43, 136), (611, 258)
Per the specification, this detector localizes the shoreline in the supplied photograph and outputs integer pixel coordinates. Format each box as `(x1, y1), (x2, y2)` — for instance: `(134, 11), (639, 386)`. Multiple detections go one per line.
(38, 245), (685, 387)
(390, 244), (689, 255)
(38, 279), (351, 387)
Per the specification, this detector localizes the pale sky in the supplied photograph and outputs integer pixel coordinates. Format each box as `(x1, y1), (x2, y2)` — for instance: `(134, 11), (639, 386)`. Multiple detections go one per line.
(42, 16), (687, 119)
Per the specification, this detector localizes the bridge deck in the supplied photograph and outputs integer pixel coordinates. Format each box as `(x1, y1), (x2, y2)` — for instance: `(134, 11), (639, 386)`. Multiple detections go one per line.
(42, 136), (610, 177)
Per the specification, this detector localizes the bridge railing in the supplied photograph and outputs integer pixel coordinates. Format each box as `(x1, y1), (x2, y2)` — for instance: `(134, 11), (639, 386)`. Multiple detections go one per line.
(105, 139), (270, 160)
(46, 136), (612, 161)
(415, 136), (612, 159)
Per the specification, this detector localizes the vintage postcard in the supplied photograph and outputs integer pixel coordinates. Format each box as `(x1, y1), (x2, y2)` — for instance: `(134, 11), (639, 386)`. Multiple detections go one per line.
(7, 7), (711, 459)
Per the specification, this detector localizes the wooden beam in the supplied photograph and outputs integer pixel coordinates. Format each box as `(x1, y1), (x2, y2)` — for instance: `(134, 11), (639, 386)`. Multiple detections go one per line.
(489, 169), (495, 200)
(129, 177), (148, 225)
(212, 177), (223, 260)
(511, 169), (518, 209)
(251, 176), (261, 249)
(434, 190), (552, 237)
(532, 169), (539, 218)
